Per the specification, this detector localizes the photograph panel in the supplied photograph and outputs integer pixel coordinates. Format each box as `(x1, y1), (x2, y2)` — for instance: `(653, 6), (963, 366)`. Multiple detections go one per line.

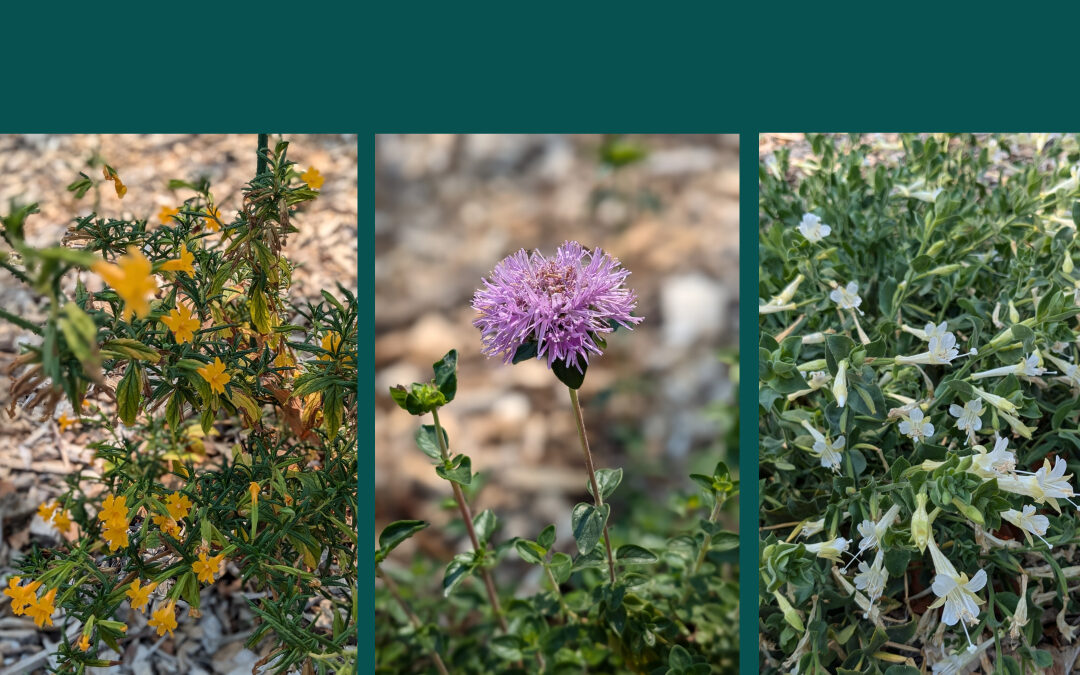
(375, 134), (739, 673)
(759, 133), (1080, 673)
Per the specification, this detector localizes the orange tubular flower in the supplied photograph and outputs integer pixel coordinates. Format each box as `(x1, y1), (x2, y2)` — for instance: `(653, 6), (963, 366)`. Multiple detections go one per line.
(125, 579), (157, 613)
(158, 206), (180, 225)
(148, 601), (178, 637)
(161, 304), (201, 344)
(165, 492), (193, 521)
(78, 633), (91, 651)
(91, 247), (158, 321)
(3, 577), (41, 616)
(152, 512), (182, 538)
(192, 552), (226, 584)
(57, 413), (75, 432)
(27, 588), (57, 628)
(102, 166), (127, 199)
(300, 167), (324, 189)
(197, 357), (230, 395)
(159, 243), (195, 276)
(203, 206), (222, 232)
(37, 502), (56, 522)
(98, 495), (129, 525)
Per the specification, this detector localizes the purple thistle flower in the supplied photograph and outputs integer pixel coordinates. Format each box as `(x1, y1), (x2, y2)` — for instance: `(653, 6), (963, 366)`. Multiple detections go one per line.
(472, 241), (642, 372)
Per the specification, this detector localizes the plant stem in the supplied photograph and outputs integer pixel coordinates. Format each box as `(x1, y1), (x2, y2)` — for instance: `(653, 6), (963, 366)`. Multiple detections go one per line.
(693, 497), (725, 575)
(430, 409), (508, 632)
(0, 306), (42, 335)
(377, 567), (451, 675)
(544, 565), (576, 622)
(257, 134), (269, 176)
(567, 387), (617, 585)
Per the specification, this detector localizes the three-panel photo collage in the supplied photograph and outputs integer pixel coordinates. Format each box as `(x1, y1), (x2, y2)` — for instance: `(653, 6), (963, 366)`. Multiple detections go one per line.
(1, 133), (1070, 674)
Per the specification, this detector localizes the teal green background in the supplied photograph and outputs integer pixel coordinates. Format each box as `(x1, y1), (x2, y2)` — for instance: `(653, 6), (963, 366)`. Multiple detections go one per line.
(10, 5), (1080, 672)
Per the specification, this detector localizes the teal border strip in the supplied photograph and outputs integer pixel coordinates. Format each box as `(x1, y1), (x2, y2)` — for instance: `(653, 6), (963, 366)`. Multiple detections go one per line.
(738, 133), (759, 675)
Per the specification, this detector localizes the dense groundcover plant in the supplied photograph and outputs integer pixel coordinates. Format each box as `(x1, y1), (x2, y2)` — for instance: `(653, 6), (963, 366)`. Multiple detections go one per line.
(759, 133), (1080, 673)
(378, 243), (739, 674)
(0, 137), (357, 673)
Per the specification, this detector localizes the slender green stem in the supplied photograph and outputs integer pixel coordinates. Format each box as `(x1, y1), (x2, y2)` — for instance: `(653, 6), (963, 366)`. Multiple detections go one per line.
(429, 409), (508, 633)
(377, 567), (451, 675)
(257, 134), (269, 176)
(544, 565), (576, 622)
(567, 387), (617, 584)
(693, 497), (725, 575)
(0, 306), (42, 335)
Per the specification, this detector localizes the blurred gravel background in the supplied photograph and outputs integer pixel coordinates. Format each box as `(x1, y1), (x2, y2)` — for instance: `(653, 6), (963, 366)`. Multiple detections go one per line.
(0, 134), (357, 675)
(375, 134), (739, 577)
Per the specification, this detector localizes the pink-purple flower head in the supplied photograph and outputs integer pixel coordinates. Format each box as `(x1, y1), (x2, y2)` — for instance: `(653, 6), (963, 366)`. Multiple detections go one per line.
(472, 241), (642, 374)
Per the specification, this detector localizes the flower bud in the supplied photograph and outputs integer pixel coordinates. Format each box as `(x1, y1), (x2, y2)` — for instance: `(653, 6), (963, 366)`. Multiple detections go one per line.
(772, 591), (805, 632)
(951, 496), (985, 526)
(926, 240), (946, 257)
(926, 263), (961, 276)
(1065, 254), (1074, 275)
(911, 492), (930, 553)
(833, 360), (848, 408)
(1008, 301), (1020, 324)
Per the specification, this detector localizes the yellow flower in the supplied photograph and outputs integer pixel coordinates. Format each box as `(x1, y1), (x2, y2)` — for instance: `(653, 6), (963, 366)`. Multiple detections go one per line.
(203, 206), (222, 232)
(98, 495), (129, 525)
(161, 305), (200, 344)
(91, 247), (158, 321)
(249, 481), (259, 505)
(26, 588), (57, 628)
(165, 492), (193, 521)
(158, 206), (180, 225)
(159, 243), (195, 276)
(37, 501), (56, 522)
(152, 512), (182, 538)
(102, 166), (127, 199)
(125, 579), (157, 613)
(3, 577), (40, 616)
(197, 357), (230, 395)
(300, 167), (324, 189)
(103, 522), (129, 551)
(57, 413), (75, 432)
(192, 552), (225, 584)
(53, 510), (71, 532)
(78, 633), (90, 651)
(148, 601), (178, 637)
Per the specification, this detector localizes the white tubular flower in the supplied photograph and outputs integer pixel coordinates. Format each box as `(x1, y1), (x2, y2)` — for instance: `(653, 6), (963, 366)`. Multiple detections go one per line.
(996, 457), (1079, 513)
(799, 420), (844, 472)
(971, 353), (1052, 380)
(833, 360), (848, 408)
(802, 331), (826, 345)
(1030, 458), (1079, 512)
(829, 281), (863, 313)
(1045, 353), (1080, 388)
(948, 399), (983, 444)
(799, 518), (825, 538)
(852, 550), (888, 612)
(805, 537), (849, 562)
(902, 321), (949, 342)
(895, 332), (969, 365)
(931, 638), (994, 673)
(927, 537), (986, 652)
(971, 386), (1018, 416)
(898, 408), (935, 444)
(850, 504), (901, 563)
(760, 274), (804, 314)
(967, 435), (1017, 480)
(812, 436), (845, 473)
(999, 411), (1036, 440)
(1001, 505), (1051, 548)
(806, 370), (832, 390)
(797, 213), (831, 243)
(1041, 162), (1080, 197)
(892, 178), (943, 203)
(910, 492), (931, 553)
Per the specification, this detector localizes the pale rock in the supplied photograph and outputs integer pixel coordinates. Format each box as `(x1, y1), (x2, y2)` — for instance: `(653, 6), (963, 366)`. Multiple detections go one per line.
(660, 274), (728, 349)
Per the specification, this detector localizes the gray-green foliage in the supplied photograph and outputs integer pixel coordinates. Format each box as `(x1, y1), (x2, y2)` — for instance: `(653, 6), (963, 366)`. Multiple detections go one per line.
(759, 133), (1080, 673)
(379, 351), (739, 673)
